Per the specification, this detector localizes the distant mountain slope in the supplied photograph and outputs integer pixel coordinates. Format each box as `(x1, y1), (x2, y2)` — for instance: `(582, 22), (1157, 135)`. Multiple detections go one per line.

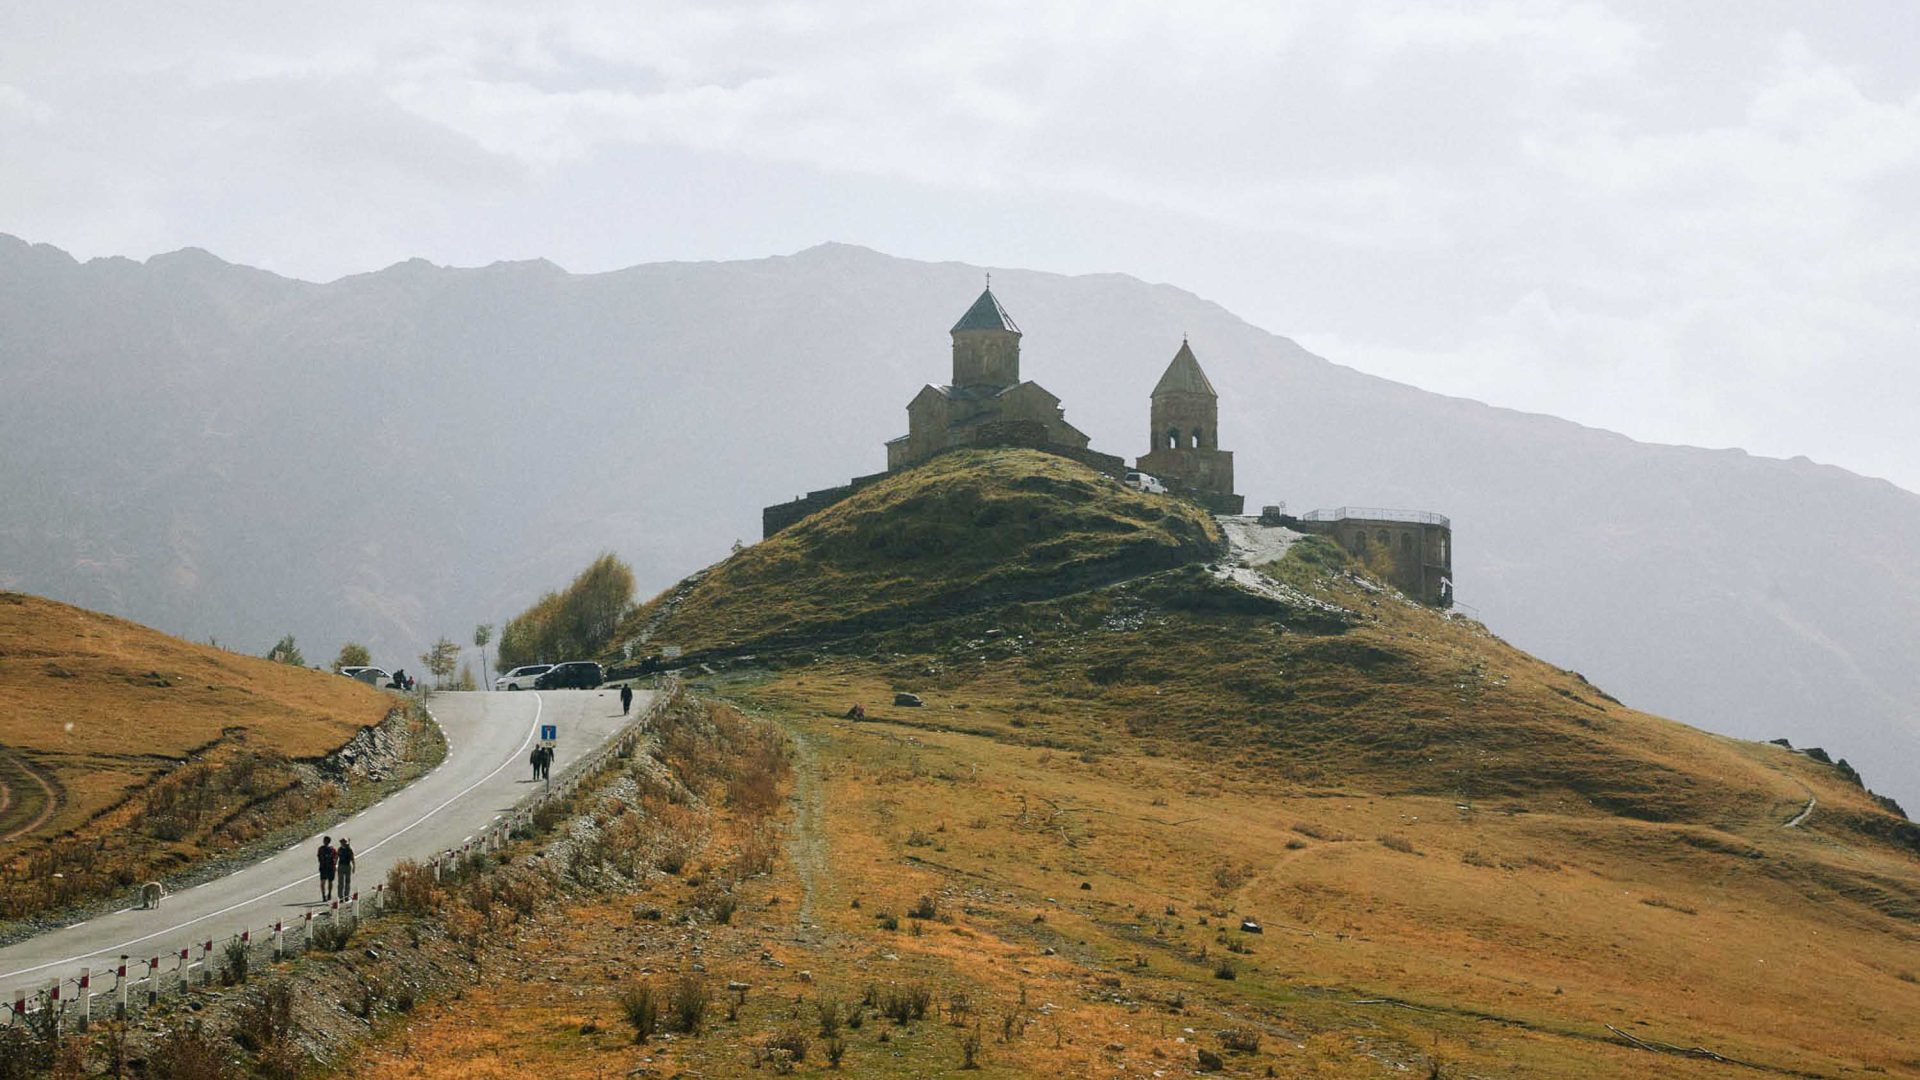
(3, 233), (1917, 807)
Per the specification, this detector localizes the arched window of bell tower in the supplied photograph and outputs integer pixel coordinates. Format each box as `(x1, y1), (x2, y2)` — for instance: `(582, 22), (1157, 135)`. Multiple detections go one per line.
(1190, 428), (1203, 448)
(1166, 428), (1180, 450)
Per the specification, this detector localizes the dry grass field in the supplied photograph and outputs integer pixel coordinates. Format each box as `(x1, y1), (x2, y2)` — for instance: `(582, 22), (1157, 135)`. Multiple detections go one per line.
(0, 591), (394, 919)
(341, 451), (1920, 1077)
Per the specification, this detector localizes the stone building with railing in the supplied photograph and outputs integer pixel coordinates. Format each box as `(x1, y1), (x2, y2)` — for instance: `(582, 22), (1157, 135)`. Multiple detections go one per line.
(1269, 505), (1453, 606)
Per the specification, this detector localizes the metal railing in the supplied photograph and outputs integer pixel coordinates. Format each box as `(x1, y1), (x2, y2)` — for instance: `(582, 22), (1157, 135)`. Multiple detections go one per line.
(1299, 506), (1451, 527)
(4, 680), (674, 1031)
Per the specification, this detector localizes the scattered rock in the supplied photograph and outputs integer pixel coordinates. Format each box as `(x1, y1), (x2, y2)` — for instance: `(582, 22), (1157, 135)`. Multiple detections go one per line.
(1197, 1047), (1225, 1071)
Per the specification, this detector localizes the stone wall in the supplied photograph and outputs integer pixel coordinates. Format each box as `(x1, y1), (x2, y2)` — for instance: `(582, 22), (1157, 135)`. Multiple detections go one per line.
(1293, 515), (1453, 606)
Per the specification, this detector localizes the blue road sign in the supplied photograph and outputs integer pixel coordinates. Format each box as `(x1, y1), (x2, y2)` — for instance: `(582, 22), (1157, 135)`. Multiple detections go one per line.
(539, 724), (557, 742)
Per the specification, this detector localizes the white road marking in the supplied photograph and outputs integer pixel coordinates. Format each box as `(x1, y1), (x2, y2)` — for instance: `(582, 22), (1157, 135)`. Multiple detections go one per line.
(0, 695), (545, 981)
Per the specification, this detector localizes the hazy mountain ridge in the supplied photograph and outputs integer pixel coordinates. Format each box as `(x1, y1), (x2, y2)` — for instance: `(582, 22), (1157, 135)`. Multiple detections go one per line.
(3, 233), (1918, 807)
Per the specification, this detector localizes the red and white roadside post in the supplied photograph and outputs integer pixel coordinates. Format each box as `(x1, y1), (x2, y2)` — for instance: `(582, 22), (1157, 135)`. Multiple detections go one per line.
(272, 921), (284, 961)
(76, 967), (90, 1031)
(145, 956), (159, 1008)
(176, 948), (190, 997)
(114, 957), (129, 1017)
(10, 987), (24, 1027)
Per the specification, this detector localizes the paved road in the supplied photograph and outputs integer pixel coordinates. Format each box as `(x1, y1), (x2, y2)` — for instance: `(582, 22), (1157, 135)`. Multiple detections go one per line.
(0, 687), (648, 1002)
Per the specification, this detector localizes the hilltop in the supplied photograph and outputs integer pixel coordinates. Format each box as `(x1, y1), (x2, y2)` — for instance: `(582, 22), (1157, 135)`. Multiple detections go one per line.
(4, 235), (1918, 810)
(360, 450), (1920, 1078)
(0, 592), (409, 922)
(618, 450), (1221, 658)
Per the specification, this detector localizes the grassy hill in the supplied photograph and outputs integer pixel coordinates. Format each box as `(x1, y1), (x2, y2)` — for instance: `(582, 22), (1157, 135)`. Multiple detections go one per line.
(357, 450), (1920, 1077)
(0, 592), (400, 920)
(616, 448), (1221, 658)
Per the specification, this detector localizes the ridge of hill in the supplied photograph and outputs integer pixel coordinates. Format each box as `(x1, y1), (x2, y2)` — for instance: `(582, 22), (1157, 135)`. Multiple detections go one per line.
(346, 451), (1920, 1078)
(3, 234), (1920, 812)
(0, 592), (402, 922)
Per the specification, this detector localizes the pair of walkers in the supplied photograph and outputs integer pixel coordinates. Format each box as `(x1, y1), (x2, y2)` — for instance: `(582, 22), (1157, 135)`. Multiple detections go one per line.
(316, 835), (355, 902)
(529, 743), (554, 782)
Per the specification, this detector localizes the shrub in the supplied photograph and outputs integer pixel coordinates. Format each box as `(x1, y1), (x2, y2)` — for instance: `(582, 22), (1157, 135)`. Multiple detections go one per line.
(0, 1011), (56, 1080)
(234, 981), (295, 1055)
(878, 983), (933, 1024)
(736, 823), (779, 876)
(817, 998), (842, 1038)
(876, 912), (899, 931)
(908, 894), (938, 920)
(1377, 834), (1417, 855)
(1219, 1028), (1261, 1053)
(384, 859), (441, 914)
(144, 1022), (235, 1080)
(222, 936), (250, 985)
(309, 914), (354, 952)
(669, 975), (710, 1034)
(1213, 959), (1238, 980)
(960, 1022), (984, 1069)
(824, 1035), (847, 1068)
(617, 982), (659, 1042)
(763, 1030), (809, 1067)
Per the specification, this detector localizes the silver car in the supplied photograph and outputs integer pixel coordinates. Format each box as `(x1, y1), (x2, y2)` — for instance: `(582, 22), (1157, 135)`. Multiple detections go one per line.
(494, 664), (553, 691)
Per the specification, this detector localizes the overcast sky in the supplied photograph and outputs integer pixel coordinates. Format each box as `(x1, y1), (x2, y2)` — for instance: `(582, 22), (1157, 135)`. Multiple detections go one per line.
(4, 1), (1915, 491)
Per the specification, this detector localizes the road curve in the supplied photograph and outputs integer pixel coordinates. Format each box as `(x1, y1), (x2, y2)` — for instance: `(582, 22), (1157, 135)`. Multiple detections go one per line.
(0, 687), (648, 1002)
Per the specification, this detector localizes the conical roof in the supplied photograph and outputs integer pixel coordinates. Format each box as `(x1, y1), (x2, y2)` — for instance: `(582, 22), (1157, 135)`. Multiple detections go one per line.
(951, 287), (1021, 334)
(1152, 340), (1217, 396)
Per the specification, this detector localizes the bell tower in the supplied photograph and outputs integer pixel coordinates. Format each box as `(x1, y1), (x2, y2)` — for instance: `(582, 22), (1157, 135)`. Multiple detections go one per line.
(1136, 339), (1242, 512)
(950, 285), (1021, 391)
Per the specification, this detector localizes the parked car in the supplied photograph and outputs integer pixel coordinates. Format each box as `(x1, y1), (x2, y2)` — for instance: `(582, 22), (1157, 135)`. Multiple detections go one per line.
(494, 664), (553, 691)
(340, 666), (392, 687)
(1122, 471), (1167, 494)
(534, 661), (604, 690)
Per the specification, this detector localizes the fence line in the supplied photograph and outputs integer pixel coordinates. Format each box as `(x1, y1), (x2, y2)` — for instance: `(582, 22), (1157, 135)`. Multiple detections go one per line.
(6, 679), (675, 1030)
(1299, 506), (1451, 527)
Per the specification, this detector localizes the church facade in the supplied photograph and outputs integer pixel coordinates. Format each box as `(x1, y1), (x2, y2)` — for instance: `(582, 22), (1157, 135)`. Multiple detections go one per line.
(885, 288), (1104, 472)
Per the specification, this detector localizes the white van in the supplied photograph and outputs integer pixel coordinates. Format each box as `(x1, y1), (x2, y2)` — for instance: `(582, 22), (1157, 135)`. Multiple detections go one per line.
(1122, 471), (1167, 494)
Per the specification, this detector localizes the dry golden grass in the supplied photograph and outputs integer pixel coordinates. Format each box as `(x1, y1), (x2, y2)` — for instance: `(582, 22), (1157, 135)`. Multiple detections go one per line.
(341, 686), (1920, 1077)
(0, 591), (392, 917)
(338, 452), (1920, 1077)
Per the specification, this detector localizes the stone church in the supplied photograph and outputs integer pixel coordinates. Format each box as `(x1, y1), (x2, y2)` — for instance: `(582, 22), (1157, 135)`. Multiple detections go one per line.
(763, 285), (1247, 536)
(885, 286), (1108, 472)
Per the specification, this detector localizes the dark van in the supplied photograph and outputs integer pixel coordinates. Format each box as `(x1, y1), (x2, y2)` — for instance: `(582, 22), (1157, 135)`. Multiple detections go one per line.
(535, 661), (603, 690)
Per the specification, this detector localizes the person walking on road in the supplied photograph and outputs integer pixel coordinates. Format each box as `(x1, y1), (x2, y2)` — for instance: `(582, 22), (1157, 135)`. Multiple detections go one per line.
(336, 838), (355, 900)
(538, 744), (553, 781)
(317, 836), (338, 902)
(620, 684), (633, 714)
(530, 744), (543, 781)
